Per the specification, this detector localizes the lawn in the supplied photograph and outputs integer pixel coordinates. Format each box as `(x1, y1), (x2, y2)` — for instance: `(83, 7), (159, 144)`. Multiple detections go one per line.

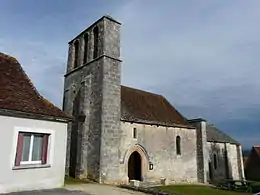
(155, 185), (252, 195)
(64, 176), (92, 185)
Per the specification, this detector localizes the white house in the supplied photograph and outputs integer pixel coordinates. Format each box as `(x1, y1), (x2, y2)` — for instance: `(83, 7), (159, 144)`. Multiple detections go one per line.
(0, 53), (71, 193)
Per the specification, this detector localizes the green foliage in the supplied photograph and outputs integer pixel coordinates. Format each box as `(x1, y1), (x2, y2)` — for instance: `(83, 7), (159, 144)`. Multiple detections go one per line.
(64, 176), (91, 184)
(155, 185), (251, 195)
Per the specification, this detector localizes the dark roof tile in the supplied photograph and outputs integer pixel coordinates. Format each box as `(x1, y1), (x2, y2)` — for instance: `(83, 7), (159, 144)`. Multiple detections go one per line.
(0, 52), (71, 120)
(120, 85), (193, 128)
(206, 124), (240, 145)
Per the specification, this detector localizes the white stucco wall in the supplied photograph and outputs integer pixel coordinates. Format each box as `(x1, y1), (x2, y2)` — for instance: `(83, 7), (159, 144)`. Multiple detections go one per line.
(119, 122), (198, 184)
(0, 115), (67, 193)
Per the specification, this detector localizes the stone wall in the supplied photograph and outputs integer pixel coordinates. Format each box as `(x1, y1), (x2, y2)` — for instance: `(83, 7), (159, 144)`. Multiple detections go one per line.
(189, 119), (208, 183)
(63, 16), (122, 183)
(63, 60), (103, 181)
(119, 122), (198, 184)
(207, 142), (243, 183)
(229, 144), (241, 180)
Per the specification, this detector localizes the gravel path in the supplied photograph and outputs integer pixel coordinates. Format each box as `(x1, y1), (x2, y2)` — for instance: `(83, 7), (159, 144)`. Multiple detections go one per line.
(65, 183), (147, 195)
(5, 188), (90, 195)
(4, 184), (147, 195)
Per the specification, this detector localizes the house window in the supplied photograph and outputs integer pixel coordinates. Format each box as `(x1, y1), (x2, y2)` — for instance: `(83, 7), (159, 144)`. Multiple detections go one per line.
(93, 26), (99, 59)
(74, 40), (80, 68)
(176, 136), (181, 155)
(213, 154), (218, 169)
(83, 33), (88, 64)
(15, 132), (49, 166)
(133, 128), (137, 139)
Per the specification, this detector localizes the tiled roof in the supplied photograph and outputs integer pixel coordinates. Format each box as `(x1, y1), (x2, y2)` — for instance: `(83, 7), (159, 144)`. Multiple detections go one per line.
(206, 124), (240, 145)
(120, 85), (193, 128)
(0, 52), (71, 120)
(253, 146), (260, 156)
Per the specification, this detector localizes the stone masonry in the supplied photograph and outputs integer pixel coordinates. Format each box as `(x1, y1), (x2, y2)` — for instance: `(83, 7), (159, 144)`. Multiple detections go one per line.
(119, 122), (198, 183)
(63, 16), (122, 183)
(189, 119), (209, 183)
(62, 15), (245, 185)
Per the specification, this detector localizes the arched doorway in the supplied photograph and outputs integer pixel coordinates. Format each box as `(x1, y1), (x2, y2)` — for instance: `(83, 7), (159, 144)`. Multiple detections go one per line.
(128, 151), (142, 181)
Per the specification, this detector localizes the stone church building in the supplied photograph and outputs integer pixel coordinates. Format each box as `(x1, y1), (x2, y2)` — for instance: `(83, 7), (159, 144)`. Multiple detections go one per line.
(62, 15), (245, 185)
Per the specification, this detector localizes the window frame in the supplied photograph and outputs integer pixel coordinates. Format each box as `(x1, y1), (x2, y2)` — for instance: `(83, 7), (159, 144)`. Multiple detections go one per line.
(19, 133), (47, 165)
(13, 127), (54, 169)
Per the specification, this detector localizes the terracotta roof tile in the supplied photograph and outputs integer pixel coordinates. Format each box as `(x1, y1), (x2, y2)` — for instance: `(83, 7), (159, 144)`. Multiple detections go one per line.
(0, 52), (71, 120)
(121, 85), (192, 127)
(253, 146), (260, 156)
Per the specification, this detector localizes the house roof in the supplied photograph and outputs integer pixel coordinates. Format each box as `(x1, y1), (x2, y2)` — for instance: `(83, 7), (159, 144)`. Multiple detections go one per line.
(120, 85), (193, 128)
(206, 124), (240, 145)
(0, 53), (71, 121)
(253, 146), (260, 156)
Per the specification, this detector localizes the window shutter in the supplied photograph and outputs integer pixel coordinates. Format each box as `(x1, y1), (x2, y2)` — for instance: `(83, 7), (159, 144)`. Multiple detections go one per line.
(41, 134), (49, 164)
(15, 133), (24, 166)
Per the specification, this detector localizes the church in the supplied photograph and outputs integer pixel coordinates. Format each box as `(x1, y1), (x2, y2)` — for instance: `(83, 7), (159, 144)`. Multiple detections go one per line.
(62, 15), (245, 185)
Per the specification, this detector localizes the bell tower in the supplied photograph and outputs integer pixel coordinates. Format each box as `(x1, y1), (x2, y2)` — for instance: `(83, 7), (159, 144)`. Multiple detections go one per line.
(62, 15), (122, 183)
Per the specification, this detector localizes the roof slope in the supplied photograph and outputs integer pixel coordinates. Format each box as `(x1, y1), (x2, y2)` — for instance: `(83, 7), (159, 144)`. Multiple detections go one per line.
(254, 146), (260, 155)
(121, 85), (192, 128)
(254, 146), (260, 156)
(206, 124), (240, 145)
(0, 53), (70, 120)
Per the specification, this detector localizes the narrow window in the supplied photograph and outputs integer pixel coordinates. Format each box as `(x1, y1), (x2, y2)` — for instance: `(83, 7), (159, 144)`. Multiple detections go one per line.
(74, 40), (79, 68)
(83, 33), (88, 64)
(15, 132), (49, 166)
(93, 26), (99, 59)
(133, 128), (137, 139)
(176, 136), (181, 155)
(213, 154), (217, 169)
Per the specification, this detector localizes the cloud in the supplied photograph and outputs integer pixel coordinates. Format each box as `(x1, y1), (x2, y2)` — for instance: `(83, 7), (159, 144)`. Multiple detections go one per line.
(1, 0), (260, 148)
(114, 0), (260, 148)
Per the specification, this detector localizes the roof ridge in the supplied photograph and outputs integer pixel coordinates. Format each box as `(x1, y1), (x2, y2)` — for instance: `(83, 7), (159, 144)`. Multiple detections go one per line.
(121, 85), (191, 127)
(121, 85), (162, 97)
(17, 60), (47, 101)
(0, 54), (46, 105)
(160, 95), (189, 121)
(0, 52), (18, 62)
(0, 53), (71, 120)
(207, 124), (240, 145)
(17, 61), (65, 114)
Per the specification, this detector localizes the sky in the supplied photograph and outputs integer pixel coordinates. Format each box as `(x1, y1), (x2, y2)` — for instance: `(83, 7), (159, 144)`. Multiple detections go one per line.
(1, 0), (260, 149)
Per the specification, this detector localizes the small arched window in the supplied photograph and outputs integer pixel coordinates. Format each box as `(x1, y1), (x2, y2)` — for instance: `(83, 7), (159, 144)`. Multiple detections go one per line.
(133, 128), (137, 139)
(74, 40), (80, 68)
(176, 136), (181, 155)
(83, 33), (88, 64)
(93, 26), (99, 59)
(213, 154), (218, 169)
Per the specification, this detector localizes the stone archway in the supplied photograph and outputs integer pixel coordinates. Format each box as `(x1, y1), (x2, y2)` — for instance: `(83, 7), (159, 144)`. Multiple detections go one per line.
(124, 144), (149, 182)
(128, 151), (142, 181)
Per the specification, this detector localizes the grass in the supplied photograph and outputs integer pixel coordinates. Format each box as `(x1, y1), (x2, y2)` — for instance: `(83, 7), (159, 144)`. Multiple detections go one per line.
(155, 185), (252, 195)
(64, 176), (92, 185)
